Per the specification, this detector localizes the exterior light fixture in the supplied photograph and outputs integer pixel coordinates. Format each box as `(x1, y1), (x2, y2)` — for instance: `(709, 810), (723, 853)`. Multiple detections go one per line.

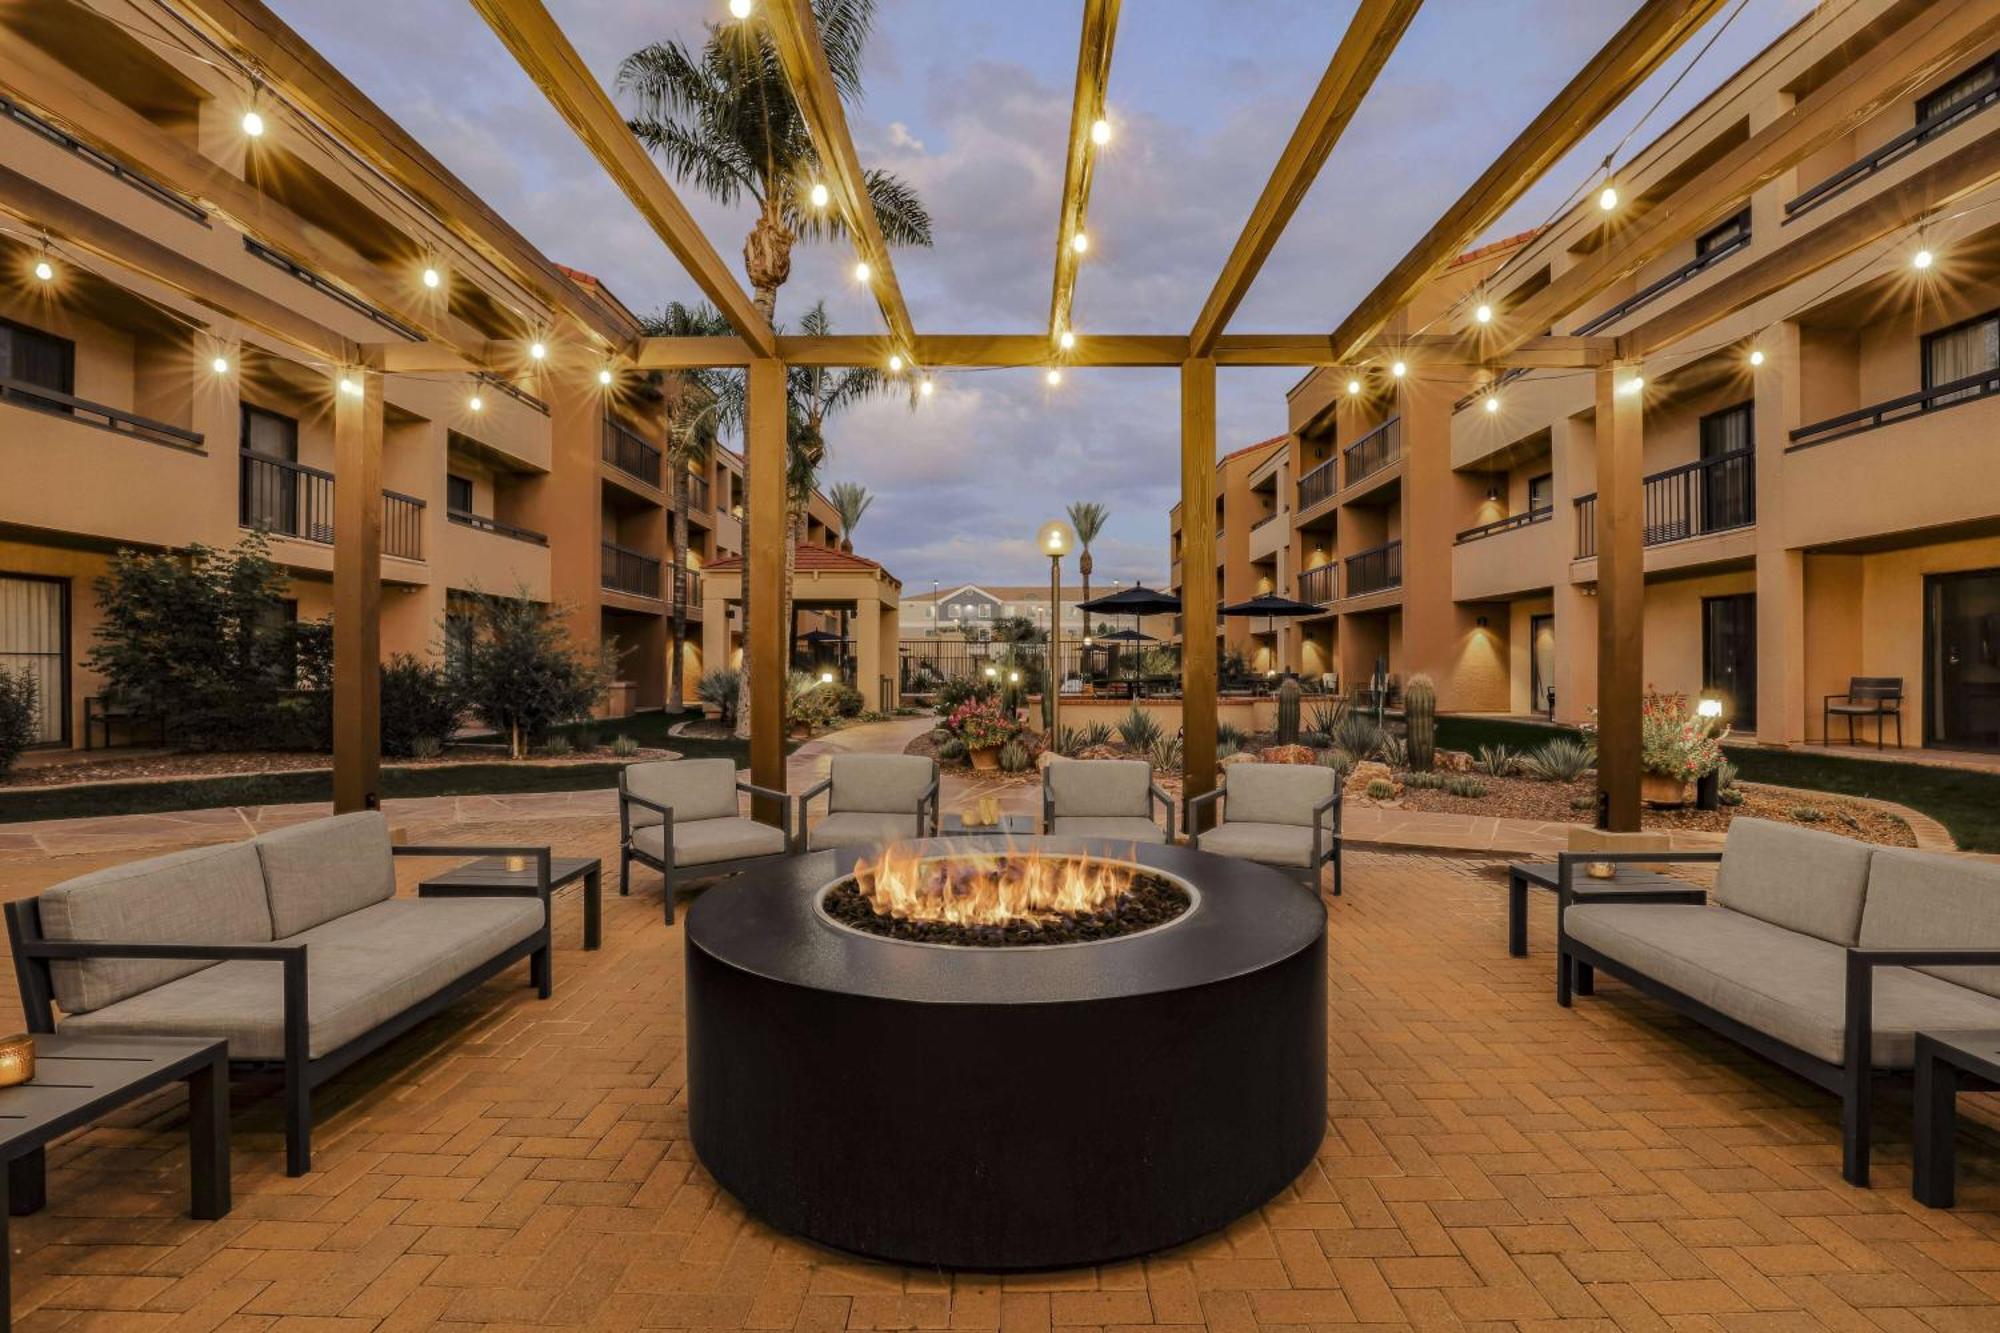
(1474, 303), (1493, 324)
(210, 356), (230, 375)
(1090, 117), (1112, 146)
(1748, 348), (1765, 367)
(984, 665), (998, 680)
(422, 266), (441, 289)
(32, 257), (54, 283)
(1597, 183), (1618, 211)
(853, 260), (872, 283)
(1913, 248), (1934, 270)
(1009, 670), (1021, 684)
(338, 377), (361, 397)
(1697, 696), (1724, 720)
(1071, 232), (1089, 255)
(529, 341), (547, 361)
(820, 671), (833, 685)
(1345, 378), (1361, 395)
(1619, 375), (1644, 396)
(1058, 329), (1076, 351)
(729, 0), (753, 18)
(1037, 519), (1073, 556)
(809, 181), (829, 209)
(1484, 394), (1500, 413)
(1390, 360), (1407, 378)
(920, 376), (935, 398)
(1046, 368), (1063, 386)
(888, 353), (905, 373)
(241, 108), (266, 138)
(468, 394), (484, 412)
(597, 367), (614, 386)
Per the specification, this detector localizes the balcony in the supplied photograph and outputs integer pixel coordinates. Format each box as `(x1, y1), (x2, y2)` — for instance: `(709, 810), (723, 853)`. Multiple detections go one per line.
(1297, 456), (1337, 512)
(447, 509), (547, 545)
(1453, 508), (1560, 602)
(1572, 448), (1754, 559)
(603, 416), (663, 488)
(602, 541), (662, 598)
(1786, 79), (2000, 221)
(1344, 540), (1401, 598)
(1788, 368), (2000, 451)
(1455, 507), (1552, 544)
(1298, 562), (1338, 606)
(681, 470), (713, 515)
(668, 563), (704, 612)
(1248, 509), (1287, 559)
(1571, 226), (1750, 336)
(1, 375), (203, 451)
(239, 452), (424, 560)
(1343, 417), (1400, 489)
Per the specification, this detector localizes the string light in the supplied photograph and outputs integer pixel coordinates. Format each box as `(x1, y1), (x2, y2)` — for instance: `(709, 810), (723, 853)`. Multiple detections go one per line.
(468, 393), (484, 411)
(1913, 247), (1934, 270)
(421, 266), (441, 289)
(1597, 183), (1618, 211)
(853, 260), (872, 283)
(1390, 360), (1407, 379)
(338, 377), (361, 397)
(728, 0), (752, 17)
(1090, 117), (1112, 146)
(1619, 374), (1644, 396)
(809, 181), (829, 209)
(1484, 394), (1500, 414)
(1473, 303), (1493, 324)
(1071, 232), (1089, 255)
(1345, 378), (1361, 395)
(1046, 368), (1063, 387)
(1748, 348), (1765, 367)
(920, 376), (935, 398)
(32, 256), (54, 283)
(241, 107), (265, 138)
(1058, 330), (1076, 351)
(597, 367), (614, 386)
(888, 353), (905, 374)
(529, 341), (547, 361)
(210, 356), (230, 375)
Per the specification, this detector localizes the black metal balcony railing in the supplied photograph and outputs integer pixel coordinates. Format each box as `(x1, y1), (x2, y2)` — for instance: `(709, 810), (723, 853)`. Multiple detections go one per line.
(602, 541), (662, 598)
(1345, 540), (1402, 597)
(447, 509), (548, 546)
(1572, 227), (1750, 336)
(682, 470), (712, 515)
(1297, 456), (1338, 511)
(1249, 510), (1280, 532)
(1298, 562), (1338, 606)
(603, 416), (663, 487)
(1572, 447), (1755, 558)
(1343, 417), (1401, 487)
(1787, 368), (2000, 451)
(1455, 506), (1552, 544)
(2, 375), (204, 450)
(1786, 80), (2000, 221)
(239, 452), (425, 559)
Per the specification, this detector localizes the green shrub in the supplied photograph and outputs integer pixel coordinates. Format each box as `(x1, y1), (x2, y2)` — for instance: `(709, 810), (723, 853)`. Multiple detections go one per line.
(447, 591), (607, 758)
(997, 738), (1032, 773)
(1323, 749), (1357, 783)
(831, 683), (865, 717)
(1400, 770), (1447, 790)
(0, 669), (38, 777)
(1364, 778), (1396, 800)
(1050, 725), (1085, 758)
(937, 736), (968, 761)
(1570, 793), (1596, 811)
(611, 735), (640, 757)
(1520, 736), (1595, 782)
(1719, 787), (1744, 806)
(573, 725), (600, 750)
(1217, 739), (1239, 760)
(1790, 805), (1825, 823)
(1717, 759), (1741, 791)
(379, 654), (461, 759)
(1079, 721), (1114, 749)
(1308, 699), (1345, 738)
(1118, 706), (1162, 750)
(697, 668), (741, 725)
(936, 674), (997, 712)
(1216, 721), (1250, 749)
(1300, 729), (1331, 749)
(1378, 735), (1408, 769)
(541, 736), (573, 757)
(1473, 744), (1518, 778)
(1149, 735), (1183, 773)
(1331, 713), (1382, 760)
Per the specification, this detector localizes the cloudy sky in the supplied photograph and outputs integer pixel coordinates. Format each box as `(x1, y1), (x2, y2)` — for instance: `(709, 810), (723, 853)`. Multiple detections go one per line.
(275, 0), (1798, 590)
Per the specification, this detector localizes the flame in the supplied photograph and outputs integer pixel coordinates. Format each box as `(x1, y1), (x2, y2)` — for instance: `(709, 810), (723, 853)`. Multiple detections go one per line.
(847, 842), (1141, 928)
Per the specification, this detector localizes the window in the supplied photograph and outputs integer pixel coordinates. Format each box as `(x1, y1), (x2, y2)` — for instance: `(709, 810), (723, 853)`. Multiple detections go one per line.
(1527, 473), (1554, 514)
(1695, 208), (1750, 258)
(240, 405), (298, 459)
(1699, 402), (1754, 458)
(239, 405), (300, 536)
(1924, 308), (2000, 405)
(0, 573), (68, 746)
(447, 473), (475, 515)
(0, 317), (75, 396)
(1919, 55), (2000, 136)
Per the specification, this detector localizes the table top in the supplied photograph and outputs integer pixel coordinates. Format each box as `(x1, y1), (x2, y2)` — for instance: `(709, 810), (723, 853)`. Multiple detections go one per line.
(1917, 1031), (2000, 1083)
(419, 855), (599, 887)
(0, 1036), (224, 1155)
(937, 813), (1037, 836)
(1510, 861), (1694, 891)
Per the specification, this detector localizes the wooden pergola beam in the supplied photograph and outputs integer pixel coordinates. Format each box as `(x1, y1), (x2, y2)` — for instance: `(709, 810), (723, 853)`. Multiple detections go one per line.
(1047, 0), (1120, 348)
(467, 0), (778, 359)
(765, 0), (916, 355)
(173, 0), (637, 349)
(1324, 0), (1733, 364)
(1188, 0), (1422, 357)
(1486, 1), (2000, 360)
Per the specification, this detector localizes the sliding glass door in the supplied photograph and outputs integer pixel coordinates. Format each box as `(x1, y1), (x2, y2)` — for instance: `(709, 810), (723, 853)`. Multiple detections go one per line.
(1926, 568), (2000, 751)
(1702, 593), (1757, 733)
(0, 574), (68, 746)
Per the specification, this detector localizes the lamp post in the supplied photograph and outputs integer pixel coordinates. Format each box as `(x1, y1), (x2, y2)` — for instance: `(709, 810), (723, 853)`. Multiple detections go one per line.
(1695, 695), (1725, 810)
(1036, 518), (1076, 740)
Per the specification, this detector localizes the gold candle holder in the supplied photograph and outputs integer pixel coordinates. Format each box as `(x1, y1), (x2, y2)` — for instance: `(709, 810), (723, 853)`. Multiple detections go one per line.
(0, 1034), (36, 1087)
(1586, 862), (1618, 881)
(505, 855), (528, 872)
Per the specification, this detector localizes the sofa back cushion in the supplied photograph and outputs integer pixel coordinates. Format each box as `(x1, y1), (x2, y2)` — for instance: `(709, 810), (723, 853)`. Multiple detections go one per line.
(830, 754), (934, 814)
(1045, 758), (1150, 819)
(1227, 763), (1337, 828)
(256, 812), (397, 939)
(1714, 817), (1874, 946)
(1859, 848), (2000, 999)
(39, 840), (273, 1014)
(624, 758), (738, 828)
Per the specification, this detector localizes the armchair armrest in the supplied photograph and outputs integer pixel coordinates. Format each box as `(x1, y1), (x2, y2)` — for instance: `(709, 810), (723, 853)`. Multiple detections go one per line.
(1824, 692), (1855, 705)
(1149, 784), (1177, 842)
(1845, 948), (2000, 1076)
(922, 771), (942, 835)
(1184, 787), (1223, 844)
(620, 789), (672, 820)
(397, 844), (553, 895)
(738, 780), (795, 837)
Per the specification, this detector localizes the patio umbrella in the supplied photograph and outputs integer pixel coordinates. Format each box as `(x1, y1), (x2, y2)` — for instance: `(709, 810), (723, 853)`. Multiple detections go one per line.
(1091, 628), (1159, 694)
(1076, 587), (1181, 696)
(1221, 593), (1323, 677)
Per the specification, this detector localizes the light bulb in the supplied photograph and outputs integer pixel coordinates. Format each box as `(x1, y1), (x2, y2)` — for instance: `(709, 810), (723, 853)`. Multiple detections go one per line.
(210, 356), (230, 375)
(1748, 349), (1765, 367)
(1598, 184), (1618, 211)
(820, 671), (833, 684)
(1090, 117), (1111, 146)
(338, 377), (360, 397)
(1058, 330), (1075, 351)
(853, 261), (872, 283)
(1345, 378), (1361, 395)
(1046, 369), (1062, 386)
(468, 394), (484, 412)
(920, 377), (935, 398)
(1484, 394), (1500, 414)
(888, 354), (904, 373)
(597, 367), (614, 386)
(809, 181), (829, 209)
(32, 259), (54, 283)
(422, 266), (441, 289)
(1474, 303), (1493, 324)
(1071, 232), (1089, 254)
(1390, 360), (1407, 379)
(529, 341), (547, 361)
(241, 108), (265, 138)
(1913, 248), (1934, 270)
(728, 0), (752, 17)
(1619, 375), (1644, 396)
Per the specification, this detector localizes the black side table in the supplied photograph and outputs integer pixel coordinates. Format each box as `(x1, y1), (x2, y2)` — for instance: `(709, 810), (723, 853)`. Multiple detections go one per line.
(1506, 861), (1706, 957)
(0, 1036), (230, 1328)
(936, 814), (1037, 837)
(1914, 1030), (2000, 1208)
(419, 855), (603, 950)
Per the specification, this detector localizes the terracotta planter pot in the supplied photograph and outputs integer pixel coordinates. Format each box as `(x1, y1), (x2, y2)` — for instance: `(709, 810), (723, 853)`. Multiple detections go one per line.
(1641, 772), (1690, 806)
(969, 745), (1001, 771)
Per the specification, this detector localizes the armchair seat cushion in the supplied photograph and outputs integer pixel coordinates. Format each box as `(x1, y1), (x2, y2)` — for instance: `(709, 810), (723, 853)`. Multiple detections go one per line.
(64, 897), (544, 1061)
(1048, 816), (1166, 844)
(1564, 902), (2000, 1069)
(633, 816), (785, 867)
(809, 811), (922, 851)
(1200, 821), (1319, 869)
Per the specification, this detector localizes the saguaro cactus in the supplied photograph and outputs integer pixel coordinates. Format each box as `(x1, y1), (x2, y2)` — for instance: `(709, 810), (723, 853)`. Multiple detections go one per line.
(1275, 675), (1302, 747)
(1404, 673), (1438, 772)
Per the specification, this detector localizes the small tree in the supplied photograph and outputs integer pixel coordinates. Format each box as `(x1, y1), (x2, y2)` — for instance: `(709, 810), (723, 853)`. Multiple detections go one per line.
(380, 654), (461, 758)
(446, 592), (606, 759)
(0, 668), (38, 778)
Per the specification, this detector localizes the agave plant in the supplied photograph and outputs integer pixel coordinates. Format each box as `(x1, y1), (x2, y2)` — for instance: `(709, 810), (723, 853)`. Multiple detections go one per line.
(1473, 744), (1519, 778)
(1148, 734), (1183, 773)
(1079, 720), (1114, 749)
(1519, 736), (1596, 782)
(1332, 713), (1383, 760)
(1118, 706), (1163, 751)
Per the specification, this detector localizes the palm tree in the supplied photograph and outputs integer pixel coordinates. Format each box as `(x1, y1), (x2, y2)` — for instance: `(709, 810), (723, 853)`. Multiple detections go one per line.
(641, 301), (738, 713)
(1067, 501), (1109, 620)
(828, 481), (872, 552)
(620, 0), (931, 736)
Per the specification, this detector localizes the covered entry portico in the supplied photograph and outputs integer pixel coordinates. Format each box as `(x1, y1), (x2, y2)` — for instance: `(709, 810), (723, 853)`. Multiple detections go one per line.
(701, 545), (903, 714)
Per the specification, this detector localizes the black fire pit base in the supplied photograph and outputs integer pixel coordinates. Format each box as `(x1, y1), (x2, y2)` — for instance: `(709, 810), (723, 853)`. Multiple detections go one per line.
(685, 837), (1327, 1271)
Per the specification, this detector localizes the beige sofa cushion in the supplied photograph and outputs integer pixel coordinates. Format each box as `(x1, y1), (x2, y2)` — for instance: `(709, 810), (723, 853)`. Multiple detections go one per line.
(1859, 848), (2000, 999)
(1225, 763), (1337, 829)
(809, 810), (921, 851)
(633, 816), (786, 867)
(1045, 758), (1152, 819)
(829, 755), (934, 815)
(1048, 816), (1166, 844)
(39, 840), (274, 1015)
(1200, 821), (1319, 869)
(1565, 901), (2000, 1069)
(1713, 817), (1874, 946)
(64, 897), (543, 1060)
(256, 812), (397, 939)
(625, 758), (738, 827)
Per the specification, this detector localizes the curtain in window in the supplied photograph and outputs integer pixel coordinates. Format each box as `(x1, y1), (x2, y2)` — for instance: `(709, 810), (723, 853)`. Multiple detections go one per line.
(1, 323), (76, 395)
(0, 576), (66, 745)
(1926, 316), (2000, 405)
(1921, 60), (1997, 129)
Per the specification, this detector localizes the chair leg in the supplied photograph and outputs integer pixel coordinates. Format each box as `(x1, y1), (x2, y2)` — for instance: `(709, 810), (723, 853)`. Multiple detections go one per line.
(284, 1062), (311, 1177)
(1843, 1065), (1871, 1187)
(532, 933), (552, 999)
(663, 862), (676, 926)
(619, 849), (630, 896)
(1331, 843), (1342, 897)
(1557, 948), (1573, 1007)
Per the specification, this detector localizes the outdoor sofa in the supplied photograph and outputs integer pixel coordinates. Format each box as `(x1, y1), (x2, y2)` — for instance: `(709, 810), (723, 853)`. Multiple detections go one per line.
(1556, 816), (2000, 1186)
(4, 811), (554, 1176)
(1186, 761), (1341, 895)
(798, 754), (940, 851)
(619, 758), (793, 922)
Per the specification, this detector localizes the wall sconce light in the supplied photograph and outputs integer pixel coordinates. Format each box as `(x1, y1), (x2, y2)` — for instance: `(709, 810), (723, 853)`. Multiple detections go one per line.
(1475, 615), (1489, 629)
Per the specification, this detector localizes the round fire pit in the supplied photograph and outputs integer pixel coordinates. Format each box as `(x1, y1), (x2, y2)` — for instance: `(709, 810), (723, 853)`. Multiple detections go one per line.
(684, 836), (1327, 1270)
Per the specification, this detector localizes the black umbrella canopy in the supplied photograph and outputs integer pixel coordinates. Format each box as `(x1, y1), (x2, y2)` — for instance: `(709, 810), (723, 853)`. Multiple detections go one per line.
(1093, 628), (1158, 643)
(1220, 594), (1323, 619)
(797, 628), (849, 643)
(1076, 585), (1181, 616)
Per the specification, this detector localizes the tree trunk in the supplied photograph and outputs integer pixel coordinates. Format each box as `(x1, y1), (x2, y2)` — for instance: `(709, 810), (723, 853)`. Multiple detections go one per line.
(1079, 547), (1093, 634)
(669, 461), (690, 714)
(782, 502), (804, 730)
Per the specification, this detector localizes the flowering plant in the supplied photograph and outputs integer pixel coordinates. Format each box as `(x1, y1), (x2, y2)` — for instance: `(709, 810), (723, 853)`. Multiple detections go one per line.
(945, 699), (1022, 751)
(1639, 690), (1729, 781)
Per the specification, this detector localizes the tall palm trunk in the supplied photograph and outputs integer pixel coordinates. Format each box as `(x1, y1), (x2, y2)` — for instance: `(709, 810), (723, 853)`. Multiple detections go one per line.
(669, 464), (691, 713)
(733, 218), (788, 741)
(1079, 547), (1094, 634)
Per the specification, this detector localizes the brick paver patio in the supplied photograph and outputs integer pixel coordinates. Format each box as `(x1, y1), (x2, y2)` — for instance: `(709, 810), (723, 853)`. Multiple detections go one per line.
(0, 782), (1996, 1326)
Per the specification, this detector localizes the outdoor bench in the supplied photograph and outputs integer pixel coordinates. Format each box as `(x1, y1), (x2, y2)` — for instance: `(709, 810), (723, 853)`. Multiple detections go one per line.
(4, 811), (554, 1176)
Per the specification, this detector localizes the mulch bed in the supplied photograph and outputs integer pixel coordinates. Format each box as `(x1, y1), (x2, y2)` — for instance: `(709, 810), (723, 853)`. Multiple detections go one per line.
(1, 744), (676, 791)
(822, 865), (1191, 947)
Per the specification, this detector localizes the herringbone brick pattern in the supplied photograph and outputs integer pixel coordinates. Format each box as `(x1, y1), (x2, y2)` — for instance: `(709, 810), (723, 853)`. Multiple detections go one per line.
(2, 824), (1998, 1330)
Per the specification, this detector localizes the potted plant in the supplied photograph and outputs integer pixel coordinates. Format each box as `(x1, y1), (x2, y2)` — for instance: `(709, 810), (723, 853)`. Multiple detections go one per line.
(946, 699), (1021, 770)
(1639, 690), (1728, 805)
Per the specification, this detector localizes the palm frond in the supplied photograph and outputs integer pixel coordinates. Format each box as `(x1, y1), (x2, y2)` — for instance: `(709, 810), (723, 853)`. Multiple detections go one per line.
(811, 0), (877, 103)
(1067, 501), (1109, 546)
(863, 169), (933, 247)
(828, 480), (873, 534)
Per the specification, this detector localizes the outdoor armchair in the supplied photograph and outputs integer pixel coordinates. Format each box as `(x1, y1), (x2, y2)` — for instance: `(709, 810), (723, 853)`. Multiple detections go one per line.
(1042, 757), (1173, 843)
(798, 754), (940, 852)
(1823, 676), (1903, 749)
(619, 758), (793, 923)
(1186, 762), (1342, 895)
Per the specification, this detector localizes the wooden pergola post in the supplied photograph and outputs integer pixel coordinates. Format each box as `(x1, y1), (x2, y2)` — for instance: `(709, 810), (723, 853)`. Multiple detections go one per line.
(332, 369), (384, 814)
(1594, 362), (1644, 831)
(746, 358), (788, 822)
(1180, 357), (1219, 826)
